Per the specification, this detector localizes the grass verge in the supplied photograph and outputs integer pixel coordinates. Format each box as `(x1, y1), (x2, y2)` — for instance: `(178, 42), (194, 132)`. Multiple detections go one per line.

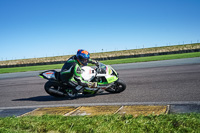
(1, 43), (200, 66)
(0, 52), (200, 74)
(0, 114), (200, 133)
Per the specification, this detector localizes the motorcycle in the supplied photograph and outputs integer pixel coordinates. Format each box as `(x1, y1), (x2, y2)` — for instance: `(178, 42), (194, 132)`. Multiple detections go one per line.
(39, 62), (126, 98)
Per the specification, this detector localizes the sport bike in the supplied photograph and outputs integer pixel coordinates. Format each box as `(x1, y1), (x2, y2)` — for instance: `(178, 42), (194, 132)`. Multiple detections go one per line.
(39, 62), (126, 98)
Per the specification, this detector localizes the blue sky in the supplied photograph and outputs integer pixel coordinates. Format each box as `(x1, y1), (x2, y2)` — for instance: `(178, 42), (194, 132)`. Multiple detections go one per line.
(0, 0), (200, 60)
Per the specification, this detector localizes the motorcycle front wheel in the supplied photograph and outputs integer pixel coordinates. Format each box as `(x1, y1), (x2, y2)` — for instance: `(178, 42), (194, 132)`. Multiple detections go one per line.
(105, 79), (126, 93)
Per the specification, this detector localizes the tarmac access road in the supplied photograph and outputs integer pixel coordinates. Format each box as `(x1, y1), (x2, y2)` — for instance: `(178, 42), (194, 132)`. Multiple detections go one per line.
(0, 57), (200, 117)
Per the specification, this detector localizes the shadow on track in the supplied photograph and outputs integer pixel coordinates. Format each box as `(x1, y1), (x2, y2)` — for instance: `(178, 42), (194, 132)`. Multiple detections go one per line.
(12, 92), (114, 102)
(12, 95), (67, 102)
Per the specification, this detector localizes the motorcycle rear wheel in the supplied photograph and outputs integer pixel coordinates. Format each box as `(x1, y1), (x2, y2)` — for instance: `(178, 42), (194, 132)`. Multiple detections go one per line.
(105, 79), (126, 93)
(44, 81), (65, 97)
(45, 81), (78, 98)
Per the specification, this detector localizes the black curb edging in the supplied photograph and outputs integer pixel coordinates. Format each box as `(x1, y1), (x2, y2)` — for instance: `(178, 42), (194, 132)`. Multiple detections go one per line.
(1, 104), (200, 117)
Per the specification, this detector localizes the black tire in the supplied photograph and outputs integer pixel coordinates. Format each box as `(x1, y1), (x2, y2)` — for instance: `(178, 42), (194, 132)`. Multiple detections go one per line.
(44, 81), (65, 97)
(105, 79), (126, 93)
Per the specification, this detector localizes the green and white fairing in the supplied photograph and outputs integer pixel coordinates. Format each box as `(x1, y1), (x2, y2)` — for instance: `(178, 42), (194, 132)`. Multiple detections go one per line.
(81, 63), (118, 86)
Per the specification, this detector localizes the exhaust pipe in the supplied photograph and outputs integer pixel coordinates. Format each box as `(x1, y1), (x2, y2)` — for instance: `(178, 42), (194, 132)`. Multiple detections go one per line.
(49, 88), (67, 96)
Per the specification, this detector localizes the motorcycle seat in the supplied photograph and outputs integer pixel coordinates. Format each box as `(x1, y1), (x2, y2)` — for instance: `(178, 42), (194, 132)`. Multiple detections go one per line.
(55, 72), (61, 81)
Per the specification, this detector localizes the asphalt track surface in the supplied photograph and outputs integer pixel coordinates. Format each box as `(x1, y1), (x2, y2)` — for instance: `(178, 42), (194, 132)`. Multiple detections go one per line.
(0, 57), (200, 110)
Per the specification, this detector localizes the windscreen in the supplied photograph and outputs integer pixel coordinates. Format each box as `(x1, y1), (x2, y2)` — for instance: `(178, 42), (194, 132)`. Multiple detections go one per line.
(98, 63), (107, 74)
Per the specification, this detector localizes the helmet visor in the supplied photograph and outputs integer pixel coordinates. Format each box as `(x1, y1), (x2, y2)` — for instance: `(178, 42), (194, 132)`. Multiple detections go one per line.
(78, 56), (89, 66)
(80, 58), (88, 64)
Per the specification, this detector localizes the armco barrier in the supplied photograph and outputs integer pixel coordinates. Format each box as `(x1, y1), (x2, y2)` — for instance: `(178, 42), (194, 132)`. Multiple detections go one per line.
(0, 48), (200, 68)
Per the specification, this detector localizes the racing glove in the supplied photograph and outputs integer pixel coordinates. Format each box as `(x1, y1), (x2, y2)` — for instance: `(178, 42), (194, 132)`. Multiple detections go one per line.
(89, 59), (99, 66)
(88, 82), (97, 88)
(95, 61), (99, 66)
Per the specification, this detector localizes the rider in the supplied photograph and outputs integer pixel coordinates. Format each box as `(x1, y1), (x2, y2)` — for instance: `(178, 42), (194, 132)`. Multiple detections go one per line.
(60, 49), (98, 93)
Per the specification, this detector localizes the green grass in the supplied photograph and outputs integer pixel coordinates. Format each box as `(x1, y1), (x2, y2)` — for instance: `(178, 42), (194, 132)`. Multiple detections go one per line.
(0, 114), (200, 133)
(100, 51), (200, 65)
(0, 64), (63, 74)
(0, 52), (200, 74)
